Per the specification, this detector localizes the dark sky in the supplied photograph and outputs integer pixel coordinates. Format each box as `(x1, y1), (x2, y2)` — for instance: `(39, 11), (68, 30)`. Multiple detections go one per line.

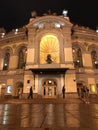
(0, 0), (98, 32)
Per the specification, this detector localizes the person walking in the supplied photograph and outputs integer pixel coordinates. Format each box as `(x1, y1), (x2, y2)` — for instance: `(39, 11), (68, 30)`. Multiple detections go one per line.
(28, 86), (33, 99)
(62, 86), (65, 98)
(18, 89), (22, 99)
(85, 86), (90, 104)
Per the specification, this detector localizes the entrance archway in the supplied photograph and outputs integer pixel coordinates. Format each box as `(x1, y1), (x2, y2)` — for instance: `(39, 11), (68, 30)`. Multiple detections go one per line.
(15, 82), (23, 97)
(77, 81), (86, 97)
(42, 79), (57, 98)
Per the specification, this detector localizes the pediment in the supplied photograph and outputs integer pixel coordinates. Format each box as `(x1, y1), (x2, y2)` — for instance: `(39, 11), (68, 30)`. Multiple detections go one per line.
(27, 15), (72, 29)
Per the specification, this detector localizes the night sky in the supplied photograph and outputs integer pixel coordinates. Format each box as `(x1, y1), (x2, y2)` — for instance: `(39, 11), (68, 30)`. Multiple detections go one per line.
(0, 0), (98, 32)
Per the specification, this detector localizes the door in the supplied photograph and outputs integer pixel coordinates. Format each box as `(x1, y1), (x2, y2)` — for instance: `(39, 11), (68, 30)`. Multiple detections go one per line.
(42, 79), (57, 98)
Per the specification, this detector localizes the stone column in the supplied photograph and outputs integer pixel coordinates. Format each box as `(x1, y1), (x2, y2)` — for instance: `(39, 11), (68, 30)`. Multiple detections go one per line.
(23, 70), (34, 93)
(0, 57), (3, 70)
(65, 69), (77, 93)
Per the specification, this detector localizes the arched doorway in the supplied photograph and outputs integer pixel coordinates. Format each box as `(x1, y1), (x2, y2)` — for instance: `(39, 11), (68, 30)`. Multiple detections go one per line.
(42, 79), (57, 98)
(77, 81), (86, 97)
(15, 82), (23, 97)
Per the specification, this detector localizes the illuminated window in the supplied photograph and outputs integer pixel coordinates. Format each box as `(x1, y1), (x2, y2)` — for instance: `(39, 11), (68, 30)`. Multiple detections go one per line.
(3, 50), (10, 70)
(90, 84), (96, 93)
(40, 35), (60, 64)
(72, 47), (83, 68)
(7, 86), (12, 94)
(91, 50), (98, 69)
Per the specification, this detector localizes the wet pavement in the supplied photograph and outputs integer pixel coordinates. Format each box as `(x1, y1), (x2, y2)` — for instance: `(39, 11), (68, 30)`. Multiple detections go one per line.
(0, 95), (98, 130)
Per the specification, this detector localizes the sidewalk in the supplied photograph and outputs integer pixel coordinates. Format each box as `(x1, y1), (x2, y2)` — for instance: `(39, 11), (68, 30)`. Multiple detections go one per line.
(0, 93), (98, 104)
(0, 93), (85, 104)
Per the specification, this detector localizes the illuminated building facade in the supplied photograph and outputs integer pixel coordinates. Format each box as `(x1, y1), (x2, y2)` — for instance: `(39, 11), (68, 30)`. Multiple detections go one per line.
(0, 14), (98, 98)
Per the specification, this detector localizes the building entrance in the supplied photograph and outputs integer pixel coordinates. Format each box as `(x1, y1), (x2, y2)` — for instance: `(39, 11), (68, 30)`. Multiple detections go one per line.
(15, 82), (23, 97)
(42, 79), (57, 98)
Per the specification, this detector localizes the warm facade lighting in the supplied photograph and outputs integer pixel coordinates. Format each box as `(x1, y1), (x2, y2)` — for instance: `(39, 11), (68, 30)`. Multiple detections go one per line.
(1, 32), (5, 38)
(15, 29), (18, 34)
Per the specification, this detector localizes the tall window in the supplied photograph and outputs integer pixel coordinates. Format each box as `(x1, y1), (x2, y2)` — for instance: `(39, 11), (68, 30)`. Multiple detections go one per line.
(18, 46), (27, 69)
(91, 50), (98, 69)
(73, 47), (83, 68)
(7, 86), (12, 94)
(3, 51), (10, 70)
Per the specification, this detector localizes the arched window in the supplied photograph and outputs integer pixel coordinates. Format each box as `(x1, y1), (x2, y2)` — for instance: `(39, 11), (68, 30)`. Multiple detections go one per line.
(18, 46), (27, 69)
(72, 47), (83, 68)
(40, 35), (60, 64)
(3, 51), (10, 70)
(91, 50), (98, 69)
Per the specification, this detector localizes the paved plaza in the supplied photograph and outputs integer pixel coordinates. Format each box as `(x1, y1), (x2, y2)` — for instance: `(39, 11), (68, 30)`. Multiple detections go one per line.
(0, 95), (98, 130)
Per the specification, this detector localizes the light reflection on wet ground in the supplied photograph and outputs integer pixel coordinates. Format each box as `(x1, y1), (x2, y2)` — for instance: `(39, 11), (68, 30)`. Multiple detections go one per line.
(0, 103), (98, 130)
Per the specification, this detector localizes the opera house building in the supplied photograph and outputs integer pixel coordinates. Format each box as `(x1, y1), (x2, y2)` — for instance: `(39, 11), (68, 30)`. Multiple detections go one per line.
(0, 12), (98, 98)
